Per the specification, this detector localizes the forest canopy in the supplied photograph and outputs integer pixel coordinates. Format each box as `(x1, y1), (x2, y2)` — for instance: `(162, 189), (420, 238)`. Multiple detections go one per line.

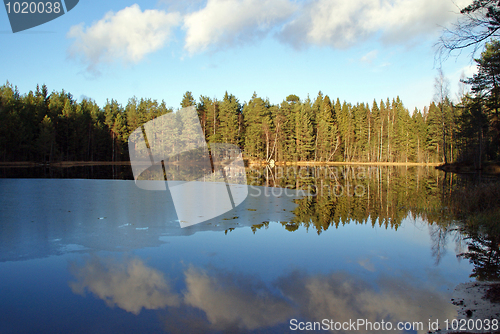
(1, 46), (499, 167)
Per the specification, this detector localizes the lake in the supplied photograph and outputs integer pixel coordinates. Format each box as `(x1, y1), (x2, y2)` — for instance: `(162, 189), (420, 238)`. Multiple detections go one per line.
(0, 165), (486, 333)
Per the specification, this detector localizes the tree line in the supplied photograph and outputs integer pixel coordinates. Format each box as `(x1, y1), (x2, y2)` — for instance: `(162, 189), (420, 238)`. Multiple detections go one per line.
(1, 58), (498, 165)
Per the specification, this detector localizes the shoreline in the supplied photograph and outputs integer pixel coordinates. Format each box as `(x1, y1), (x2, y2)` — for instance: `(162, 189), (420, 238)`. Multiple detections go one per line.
(0, 160), (443, 168)
(0, 161), (132, 167)
(436, 161), (500, 175)
(245, 159), (442, 167)
(431, 281), (500, 334)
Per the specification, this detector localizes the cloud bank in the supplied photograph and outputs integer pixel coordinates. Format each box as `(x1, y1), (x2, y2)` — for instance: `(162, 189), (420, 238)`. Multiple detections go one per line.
(184, 0), (471, 52)
(67, 0), (471, 70)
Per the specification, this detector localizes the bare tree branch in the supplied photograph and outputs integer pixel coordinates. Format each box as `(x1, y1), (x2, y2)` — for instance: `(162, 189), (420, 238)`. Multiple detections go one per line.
(436, 0), (500, 63)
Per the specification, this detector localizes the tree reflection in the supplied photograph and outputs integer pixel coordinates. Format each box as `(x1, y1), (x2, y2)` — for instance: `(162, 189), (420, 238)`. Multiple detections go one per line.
(448, 180), (500, 281)
(457, 225), (500, 281)
(249, 165), (449, 234)
(249, 165), (500, 282)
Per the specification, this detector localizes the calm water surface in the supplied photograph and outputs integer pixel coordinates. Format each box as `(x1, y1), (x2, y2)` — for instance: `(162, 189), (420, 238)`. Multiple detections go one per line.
(0, 166), (481, 333)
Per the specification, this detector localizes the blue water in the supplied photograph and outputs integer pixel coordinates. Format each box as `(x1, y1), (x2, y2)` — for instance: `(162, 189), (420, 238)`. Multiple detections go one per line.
(0, 179), (473, 333)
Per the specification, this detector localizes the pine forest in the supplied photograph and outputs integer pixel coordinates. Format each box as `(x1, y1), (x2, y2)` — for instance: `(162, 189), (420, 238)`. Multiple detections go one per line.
(2, 41), (500, 167)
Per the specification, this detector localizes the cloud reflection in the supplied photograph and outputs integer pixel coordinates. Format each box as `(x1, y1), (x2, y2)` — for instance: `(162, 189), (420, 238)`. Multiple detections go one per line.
(69, 256), (180, 314)
(183, 266), (294, 330)
(69, 256), (456, 333)
(278, 271), (456, 333)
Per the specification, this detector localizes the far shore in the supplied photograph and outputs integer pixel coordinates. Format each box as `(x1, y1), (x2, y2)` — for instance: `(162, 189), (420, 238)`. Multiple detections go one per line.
(246, 159), (442, 167)
(0, 160), (442, 167)
(436, 161), (500, 175)
(0, 161), (132, 167)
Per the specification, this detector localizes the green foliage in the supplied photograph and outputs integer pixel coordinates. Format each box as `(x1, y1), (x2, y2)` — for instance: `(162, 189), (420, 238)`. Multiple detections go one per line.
(315, 95), (337, 161)
(243, 93), (272, 159)
(0, 81), (472, 164)
(275, 100), (296, 161)
(295, 100), (314, 161)
(181, 91), (195, 108)
(218, 92), (241, 145)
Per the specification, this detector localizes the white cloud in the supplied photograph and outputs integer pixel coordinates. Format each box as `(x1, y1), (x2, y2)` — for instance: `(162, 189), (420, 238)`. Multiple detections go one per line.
(278, 0), (472, 49)
(183, 0), (297, 54)
(67, 4), (181, 72)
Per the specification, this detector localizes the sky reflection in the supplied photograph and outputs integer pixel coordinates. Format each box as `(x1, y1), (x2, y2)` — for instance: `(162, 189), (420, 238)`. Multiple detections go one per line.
(68, 255), (457, 333)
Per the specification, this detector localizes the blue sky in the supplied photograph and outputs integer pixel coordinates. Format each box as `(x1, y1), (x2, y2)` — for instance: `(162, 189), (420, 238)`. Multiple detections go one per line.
(1, 0), (478, 112)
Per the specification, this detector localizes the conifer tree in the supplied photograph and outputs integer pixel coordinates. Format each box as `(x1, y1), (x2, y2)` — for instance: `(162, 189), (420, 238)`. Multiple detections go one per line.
(426, 102), (442, 162)
(276, 99), (297, 161)
(244, 93), (271, 159)
(181, 91), (196, 108)
(353, 103), (368, 161)
(316, 95), (338, 161)
(218, 92), (240, 145)
(295, 99), (314, 161)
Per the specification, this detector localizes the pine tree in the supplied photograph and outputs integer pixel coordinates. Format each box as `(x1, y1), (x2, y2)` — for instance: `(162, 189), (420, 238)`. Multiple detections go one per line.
(218, 92), (241, 145)
(426, 102), (442, 162)
(461, 40), (500, 163)
(197, 96), (220, 142)
(353, 103), (368, 161)
(181, 91), (196, 108)
(337, 101), (353, 161)
(316, 95), (337, 161)
(36, 115), (55, 163)
(276, 99), (297, 161)
(243, 93), (271, 159)
(411, 108), (426, 163)
(295, 100), (314, 161)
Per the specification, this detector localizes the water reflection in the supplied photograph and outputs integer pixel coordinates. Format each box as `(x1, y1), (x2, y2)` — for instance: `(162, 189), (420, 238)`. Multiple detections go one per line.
(1, 165), (497, 332)
(0, 179), (302, 262)
(277, 271), (455, 334)
(69, 255), (456, 333)
(0, 164), (462, 233)
(249, 165), (447, 233)
(250, 166), (500, 282)
(457, 224), (500, 281)
(182, 266), (293, 331)
(69, 256), (180, 314)
(2, 166), (496, 281)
